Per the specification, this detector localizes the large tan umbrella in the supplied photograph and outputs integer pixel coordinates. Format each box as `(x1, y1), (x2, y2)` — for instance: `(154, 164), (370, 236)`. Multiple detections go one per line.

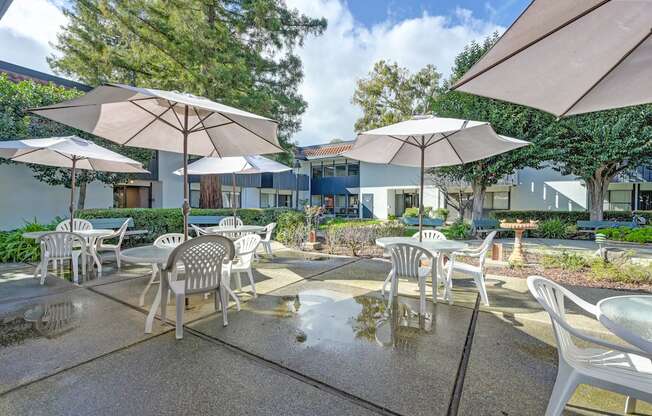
(343, 116), (530, 239)
(452, 0), (652, 117)
(0, 136), (147, 228)
(30, 84), (282, 239)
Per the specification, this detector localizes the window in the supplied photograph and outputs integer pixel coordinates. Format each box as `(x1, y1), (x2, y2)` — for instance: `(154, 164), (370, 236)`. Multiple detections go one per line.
(189, 183), (201, 208)
(311, 164), (322, 179)
(493, 192), (509, 210)
(311, 195), (322, 206)
(335, 164), (347, 177)
(347, 163), (359, 176)
(608, 190), (631, 211)
(323, 164), (334, 177)
(324, 195), (334, 214)
(640, 191), (652, 211)
(222, 191), (241, 208)
(335, 194), (347, 215)
(348, 194), (359, 216)
(278, 194), (291, 208)
(260, 193), (275, 208)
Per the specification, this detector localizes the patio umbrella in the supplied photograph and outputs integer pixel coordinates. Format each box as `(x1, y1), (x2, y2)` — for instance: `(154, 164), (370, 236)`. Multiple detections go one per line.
(0, 136), (147, 228)
(451, 0), (652, 117)
(30, 84), (282, 239)
(343, 116), (530, 240)
(173, 155), (291, 217)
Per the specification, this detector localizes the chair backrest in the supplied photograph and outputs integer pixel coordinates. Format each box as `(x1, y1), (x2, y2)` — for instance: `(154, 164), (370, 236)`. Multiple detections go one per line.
(87, 217), (134, 230)
(41, 232), (86, 259)
(262, 223), (276, 242)
(412, 230), (446, 241)
(113, 219), (130, 246)
(191, 224), (209, 236)
(56, 219), (93, 232)
(154, 233), (187, 248)
(219, 216), (243, 228)
(477, 230), (497, 269)
(234, 234), (261, 267)
(388, 243), (432, 279)
(165, 235), (234, 295)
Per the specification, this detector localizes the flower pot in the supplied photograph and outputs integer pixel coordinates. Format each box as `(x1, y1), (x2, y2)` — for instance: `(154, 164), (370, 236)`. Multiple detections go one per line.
(308, 230), (317, 243)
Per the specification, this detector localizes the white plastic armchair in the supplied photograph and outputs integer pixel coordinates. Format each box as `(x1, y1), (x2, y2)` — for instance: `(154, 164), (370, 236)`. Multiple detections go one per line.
(527, 276), (652, 416)
(259, 223), (276, 257)
(444, 230), (497, 305)
(231, 234), (261, 298)
(160, 235), (235, 339)
(154, 233), (187, 248)
(56, 219), (93, 232)
(385, 243), (434, 315)
(219, 216), (243, 228)
(191, 224), (210, 237)
(39, 232), (87, 284)
(96, 219), (129, 270)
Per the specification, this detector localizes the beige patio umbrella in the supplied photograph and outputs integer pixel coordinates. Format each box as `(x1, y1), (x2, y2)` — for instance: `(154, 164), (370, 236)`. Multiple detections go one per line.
(343, 116), (530, 240)
(451, 0), (652, 117)
(173, 155), (291, 218)
(0, 136), (147, 228)
(30, 84), (282, 239)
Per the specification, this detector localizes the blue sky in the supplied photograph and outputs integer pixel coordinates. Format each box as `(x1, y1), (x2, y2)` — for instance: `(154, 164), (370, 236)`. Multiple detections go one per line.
(0, 0), (531, 145)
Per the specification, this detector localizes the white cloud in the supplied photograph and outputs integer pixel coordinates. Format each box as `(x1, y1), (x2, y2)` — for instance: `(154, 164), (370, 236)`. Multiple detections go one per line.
(0, 0), (67, 73)
(285, 0), (503, 145)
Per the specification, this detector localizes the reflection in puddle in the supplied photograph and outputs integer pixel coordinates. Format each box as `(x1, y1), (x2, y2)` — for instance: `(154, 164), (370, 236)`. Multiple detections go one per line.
(1, 301), (78, 347)
(270, 290), (432, 350)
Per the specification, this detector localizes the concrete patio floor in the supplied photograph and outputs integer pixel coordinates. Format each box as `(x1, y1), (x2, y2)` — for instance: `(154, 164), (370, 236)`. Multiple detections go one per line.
(0, 248), (651, 415)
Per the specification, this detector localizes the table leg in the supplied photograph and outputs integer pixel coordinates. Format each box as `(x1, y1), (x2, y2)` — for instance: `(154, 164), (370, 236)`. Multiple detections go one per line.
(140, 264), (158, 307)
(145, 266), (162, 334)
(446, 253), (455, 304)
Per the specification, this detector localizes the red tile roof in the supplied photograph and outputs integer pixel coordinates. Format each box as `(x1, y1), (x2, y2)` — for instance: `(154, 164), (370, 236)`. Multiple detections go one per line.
(301, 143), (353, 159)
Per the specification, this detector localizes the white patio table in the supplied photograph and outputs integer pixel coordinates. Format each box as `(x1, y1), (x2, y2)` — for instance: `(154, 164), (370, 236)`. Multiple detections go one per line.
(204, 225), (265, 238)
(597, 295), (652, 354)
(24, 229), (114, 279)
(375, 237), (468, 303)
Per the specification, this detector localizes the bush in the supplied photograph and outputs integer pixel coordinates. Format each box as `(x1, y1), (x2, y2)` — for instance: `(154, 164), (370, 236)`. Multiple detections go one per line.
(441, 220), (471, 240)
(600, 226), (652, 243)
(275, 210), (307, 245)
(434, 208), (449, 221)
(491, 210), (652, 225)
(323, 221), (405, 256)
(0, 219), (56, 263)
(534, 219), (575, 239)
(541, 251), (589, 271)
(319, 218), (381, 230)
(590, 257), (652, 284)
(402, 206), (432, 218)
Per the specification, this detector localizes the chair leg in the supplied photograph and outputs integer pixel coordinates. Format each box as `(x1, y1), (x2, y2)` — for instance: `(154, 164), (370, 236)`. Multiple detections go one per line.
(160, 274), (168, 322)
(625, 397), (637, 414)
(418, 275), (426, 315)
(475, 273), (490, 306)
(72, 254), (79, 284)
(39, 255), (48, 285)
(175, 294), (184, 339)
(381, 269), (392, 297)
(115, 248), (121, 269)
(139, 265), (159, 307)
(235, 272), (242, 290)
(222, 274), (241, 311)
(545, 363), (578, 416)
(247, 269), (257, 298)
(220, 286), (229, 327)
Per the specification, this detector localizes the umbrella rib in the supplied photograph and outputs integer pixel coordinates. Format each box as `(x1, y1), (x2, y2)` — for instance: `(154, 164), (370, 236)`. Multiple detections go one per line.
(168, 102), (185, 131)
(188, 110), (215, 132)
(123, 104), (176, 146)
(129, 101), (183, 133)
(387, 140), (408, 165)
(423, 133), (437, 147)
(445, 136), (465, 165)
(193, 107), (223, 158)
(451, 0), (612, 90)
(559, 28), (652, 117)
(425, 129), (464, 148)
(8, 147), (44, 162)
(387, 135), (420, 148)
(190, 121), (235, 133)
(218, 112), (285, 153)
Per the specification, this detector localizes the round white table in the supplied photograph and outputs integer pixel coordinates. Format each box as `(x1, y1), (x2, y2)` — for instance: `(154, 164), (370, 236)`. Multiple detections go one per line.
(24, 229), (114, 281)
(204, 225), (265, 237)
(376, 237), (468, 304)
(597, 295), (652, 354)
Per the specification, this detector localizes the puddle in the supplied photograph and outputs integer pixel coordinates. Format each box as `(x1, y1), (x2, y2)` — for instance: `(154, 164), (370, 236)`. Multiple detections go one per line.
(0, 300), (79, 347)
(265, 289), (432, 349)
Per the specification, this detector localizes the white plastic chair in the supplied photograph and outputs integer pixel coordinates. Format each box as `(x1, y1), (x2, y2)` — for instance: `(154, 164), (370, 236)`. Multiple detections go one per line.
(154, 233), (187, 248)
(527, 276), (652, 416)
(95, 219), (130, 271)
(219, 216), (243, 228)
(259, 223), (276, 257)
(56, 218), (93, 231)
(39, 232), (87, 284)
(191, 224), (210, 237)
(160, 235), (234, 339)
(443, 231), (497, 305)
(231, 234), (261, 298)
(412, 230), (446, 241)
(385, 243), (434, 315)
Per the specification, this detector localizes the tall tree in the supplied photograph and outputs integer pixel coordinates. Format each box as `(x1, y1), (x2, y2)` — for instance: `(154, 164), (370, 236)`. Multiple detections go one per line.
(352, 60), (441, 132)
(540, 108), (652, 220)
(432, 34), (553, 220)
(50, 0), (326, 207)
(0, 75), (151, 208)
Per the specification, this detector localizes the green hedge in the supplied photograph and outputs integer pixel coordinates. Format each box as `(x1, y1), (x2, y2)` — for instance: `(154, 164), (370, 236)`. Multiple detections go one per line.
(77, 208), (296, 242)
(599, 227), (652, 244)
(491, 210), (652, 224)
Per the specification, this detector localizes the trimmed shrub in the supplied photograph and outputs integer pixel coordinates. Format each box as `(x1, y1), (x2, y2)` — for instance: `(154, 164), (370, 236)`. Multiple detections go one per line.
(534, 219), (576, 239)
(323, 220), (405, 256)
(275, 210), (307, 245)
(403, 207), (432, 218)
(541, 251), (589, 271)
(600, 226), (652, 244)
(442, 220), (471, 240)
(491, 210), (652, 225)
(434, 208), (449, 220)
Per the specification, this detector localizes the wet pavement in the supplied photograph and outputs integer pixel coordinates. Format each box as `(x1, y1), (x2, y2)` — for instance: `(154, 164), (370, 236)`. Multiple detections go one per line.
(0, 248), (650, 415)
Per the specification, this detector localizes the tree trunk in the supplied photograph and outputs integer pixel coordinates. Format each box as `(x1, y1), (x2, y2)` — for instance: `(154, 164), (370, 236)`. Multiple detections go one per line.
(586, 174), (611, 221)
(77, 181), (87, 210)
(471, 178), (486, 221)
(199, 175), (222, 208)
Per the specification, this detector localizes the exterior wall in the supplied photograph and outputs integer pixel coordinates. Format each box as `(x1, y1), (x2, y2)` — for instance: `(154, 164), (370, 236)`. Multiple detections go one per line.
(509, 166), (587, 211)
(0, 163), (113, 230)
(242, 187), (259, 208)
(154, 151), (184, 208)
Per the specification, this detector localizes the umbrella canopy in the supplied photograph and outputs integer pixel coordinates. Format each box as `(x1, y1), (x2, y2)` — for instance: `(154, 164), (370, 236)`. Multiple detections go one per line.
(30, 84), (282, 239)
(451, 0), (652, 117)
(343, 116), (530, 239)
(173, 155), (291, 217)
(0, 136), (147, 227)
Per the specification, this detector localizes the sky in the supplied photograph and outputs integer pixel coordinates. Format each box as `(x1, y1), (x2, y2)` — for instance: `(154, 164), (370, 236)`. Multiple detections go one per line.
(0, 0), (530, 146)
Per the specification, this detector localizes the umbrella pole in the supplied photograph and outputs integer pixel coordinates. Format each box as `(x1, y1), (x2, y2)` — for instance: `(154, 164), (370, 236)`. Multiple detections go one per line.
(232, 172), (237, 219)
(70, 157), (77, 230)
(182, 106), (190, 241)
(418, 145), (425, 242)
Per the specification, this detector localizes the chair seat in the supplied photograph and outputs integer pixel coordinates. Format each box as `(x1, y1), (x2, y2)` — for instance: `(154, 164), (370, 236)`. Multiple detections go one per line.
(572, 347), (652, 386)
(168, 279), (186, 295)
(445, 260), (479, 274)
(98, 243), (119, 250)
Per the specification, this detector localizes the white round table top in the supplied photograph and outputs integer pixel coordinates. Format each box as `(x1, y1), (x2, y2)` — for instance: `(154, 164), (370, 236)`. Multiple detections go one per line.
(375, 237), (468, 252)
(23, 229), (114, 239)
(205, 225), (265, 234)
(597, 295), (652, 354)
(120, 245), (174, 265)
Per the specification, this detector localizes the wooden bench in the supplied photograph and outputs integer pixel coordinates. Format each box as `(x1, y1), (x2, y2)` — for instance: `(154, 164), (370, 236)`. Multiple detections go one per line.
(576, 220), (632, 235)
(187, 216), (224, 226)
(86, 217), (149, 239)
(401, 217), (444, 228)
(472, 218), (508, 237)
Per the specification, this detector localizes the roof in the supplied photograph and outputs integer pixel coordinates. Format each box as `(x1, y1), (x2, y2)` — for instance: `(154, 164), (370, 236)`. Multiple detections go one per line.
(0, 1), (12, 21)
(0, 61), (92, 92)
(296, 140), (355, 160)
